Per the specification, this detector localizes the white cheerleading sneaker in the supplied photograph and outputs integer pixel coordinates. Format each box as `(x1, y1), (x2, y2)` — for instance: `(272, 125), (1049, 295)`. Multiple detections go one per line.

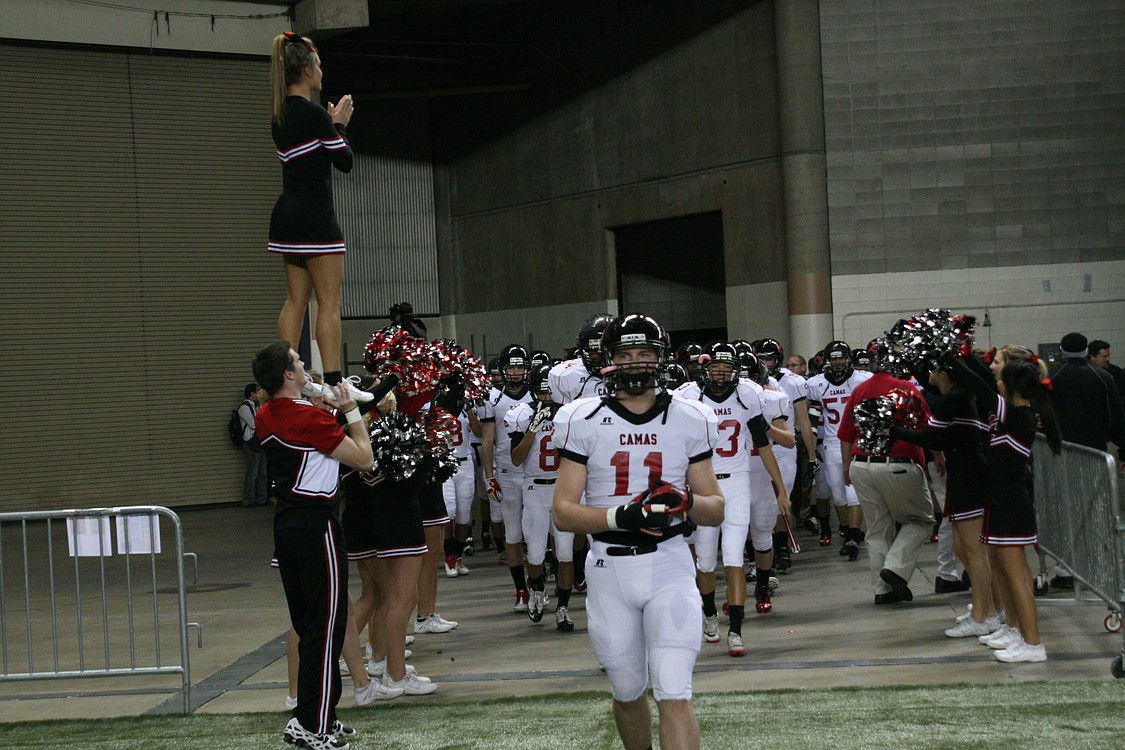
(382, 670), (438, 695)
(994, 640), (1047, 663)
(414, 614), (456, 634)
(354, 678), (403, 704)
(980, 625), (1021, 649)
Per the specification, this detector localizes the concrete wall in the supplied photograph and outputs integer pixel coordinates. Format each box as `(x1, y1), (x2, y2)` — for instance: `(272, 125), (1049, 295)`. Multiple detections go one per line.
(438, 3), (789, 356)
(820, 0), (1125, 350)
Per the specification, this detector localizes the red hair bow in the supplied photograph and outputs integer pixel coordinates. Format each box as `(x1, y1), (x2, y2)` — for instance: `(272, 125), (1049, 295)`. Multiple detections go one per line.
(1040, 378), (1053, 392)
(983, 347), (997, 365)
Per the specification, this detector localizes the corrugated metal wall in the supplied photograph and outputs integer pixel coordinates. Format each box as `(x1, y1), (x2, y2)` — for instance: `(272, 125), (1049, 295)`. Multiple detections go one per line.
(0, 44), (283, 512)
(337, 102), (440, 319)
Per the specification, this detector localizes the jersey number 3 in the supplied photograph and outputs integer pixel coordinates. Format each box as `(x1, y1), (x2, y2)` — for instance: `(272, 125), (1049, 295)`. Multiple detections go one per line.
(610, 450), (664, 495)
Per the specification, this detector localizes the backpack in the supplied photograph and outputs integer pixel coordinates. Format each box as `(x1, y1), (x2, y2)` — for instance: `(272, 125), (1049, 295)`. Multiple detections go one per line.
(228, 400), (251, 447)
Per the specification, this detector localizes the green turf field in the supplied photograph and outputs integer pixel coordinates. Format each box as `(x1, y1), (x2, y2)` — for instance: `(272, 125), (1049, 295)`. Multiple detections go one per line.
(1, 681), (1122, 749)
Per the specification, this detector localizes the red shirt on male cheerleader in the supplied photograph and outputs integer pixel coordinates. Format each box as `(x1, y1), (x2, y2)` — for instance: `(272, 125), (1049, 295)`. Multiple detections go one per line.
(837, 371), (928, 463)
(256, 396), (347, 530)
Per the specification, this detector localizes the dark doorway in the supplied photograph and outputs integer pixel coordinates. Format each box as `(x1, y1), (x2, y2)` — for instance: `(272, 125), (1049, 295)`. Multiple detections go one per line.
(613, 211), (726, 350)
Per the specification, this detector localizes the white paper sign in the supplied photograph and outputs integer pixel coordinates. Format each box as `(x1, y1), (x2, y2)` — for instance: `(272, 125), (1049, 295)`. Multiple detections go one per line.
(115, 515), (162, 555)
(66, 517), (113, 557)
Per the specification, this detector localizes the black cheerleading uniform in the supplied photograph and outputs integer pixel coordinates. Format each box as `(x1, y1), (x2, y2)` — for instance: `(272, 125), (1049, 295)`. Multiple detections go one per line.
(891, 387), (990, 521)
(947, 356), (1038, 546)
(269, 96), (353, 255)
(341, 470), (427, 560)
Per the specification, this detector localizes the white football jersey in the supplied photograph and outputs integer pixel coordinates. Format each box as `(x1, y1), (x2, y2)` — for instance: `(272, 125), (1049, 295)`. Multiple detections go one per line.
(548, 358), (608, 405)
(806, 370), (873, 443)
(504, 402), (559, 480)
(775, 368), (809, 407)
(673, 382), (767, 475)
(447, 406), (474, 459)
(479, 386), (533, 471)
(554, 394), (716, 510)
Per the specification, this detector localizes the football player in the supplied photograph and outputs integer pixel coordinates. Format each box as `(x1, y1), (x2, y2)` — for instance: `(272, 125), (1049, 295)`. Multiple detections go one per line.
(553, 314), (724, 750)
(479, 344), (534, 611)
(437, 377), (480, 578)
(755, 338), (817, 564)
(507, 364), (575, 631)
(676, 343), (790, 650)
(548, 313), (617, 592)
(805, 340), (873, 557)
(676, 341), (705, 384)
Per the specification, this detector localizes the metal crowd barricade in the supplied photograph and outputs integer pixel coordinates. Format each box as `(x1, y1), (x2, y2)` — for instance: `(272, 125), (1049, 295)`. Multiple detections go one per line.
(0, 506), (202, 712)
(1031, 438), (1125, 677)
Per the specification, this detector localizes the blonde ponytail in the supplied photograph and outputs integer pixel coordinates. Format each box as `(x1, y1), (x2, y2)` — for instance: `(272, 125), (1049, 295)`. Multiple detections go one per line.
(270, 33), (318, 126)
(270, 35), (287, 125)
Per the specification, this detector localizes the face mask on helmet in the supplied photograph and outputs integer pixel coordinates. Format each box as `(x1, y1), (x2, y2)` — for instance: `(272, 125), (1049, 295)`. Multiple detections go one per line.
(577, 314), (616, 374)
(499, 346), (530, 388)
(755, 338), (784, 377)
(824, 341), (852, 381)
(527, 364), (553, 402)
(601, 314), (670, 395)
(701, 343), (739, 391)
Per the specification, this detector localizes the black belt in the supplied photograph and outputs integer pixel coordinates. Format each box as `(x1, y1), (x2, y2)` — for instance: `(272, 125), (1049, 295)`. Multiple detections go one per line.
(455, 456), (470, 463)
(715, 473), (731, 480)
(854, 456), (916, 465)
(605, 544), (658, 557)
(532, 478), (556, 485)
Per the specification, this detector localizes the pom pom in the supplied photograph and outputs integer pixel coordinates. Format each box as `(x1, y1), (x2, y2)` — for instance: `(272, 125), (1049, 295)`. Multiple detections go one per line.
(419, 406), (460, 484)
(363, 329), (490, 401)
(886, 309), (976, 374)
(367, 410), (430, 482)
(852, 388), (926, 455)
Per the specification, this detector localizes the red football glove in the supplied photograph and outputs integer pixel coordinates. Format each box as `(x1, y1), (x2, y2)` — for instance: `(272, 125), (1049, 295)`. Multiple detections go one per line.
(486, 477), (503, 503)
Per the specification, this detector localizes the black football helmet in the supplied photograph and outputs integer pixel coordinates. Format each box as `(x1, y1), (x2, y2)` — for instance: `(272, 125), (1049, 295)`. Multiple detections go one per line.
(755, 338), (784, 376)
(742, 350), (768, 385)
(576, 314), (617, 374)
(529, 350), (552, 370)
(498, 345), (530, 388)
(487, 356), (503, 388)
(660, 363), (689, 390)
(676, 341), (704, 380)
(601, 314), (670, 394)
(701, 341), (739, 391)
(852, 347), (872, 371)
(823, 340), (852, 382)
(527, 363), (552, 397)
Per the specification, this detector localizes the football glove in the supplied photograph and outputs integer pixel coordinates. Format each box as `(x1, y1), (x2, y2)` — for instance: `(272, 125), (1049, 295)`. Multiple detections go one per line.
(606, 482), (693, 536)
(809, 459), (822, 476)
(486, 477), (503, 503)
(528, 403), (555, 433)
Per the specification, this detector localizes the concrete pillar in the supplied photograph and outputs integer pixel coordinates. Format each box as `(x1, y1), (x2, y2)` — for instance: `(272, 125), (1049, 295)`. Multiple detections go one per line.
(295, 0), (369, 37)
(774, 0), (833, 360)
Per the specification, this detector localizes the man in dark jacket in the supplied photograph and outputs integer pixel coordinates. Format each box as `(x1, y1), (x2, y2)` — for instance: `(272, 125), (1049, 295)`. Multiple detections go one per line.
(1051, 333), (1125, 461)
(1088, 339), (1125, 400)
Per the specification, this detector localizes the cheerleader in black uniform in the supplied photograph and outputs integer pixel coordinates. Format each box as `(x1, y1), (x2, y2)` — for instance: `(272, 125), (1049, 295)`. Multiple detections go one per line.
(270, 33), (363, 398)
(946, 351), (1061, 663)
(891, 366), (996, 638)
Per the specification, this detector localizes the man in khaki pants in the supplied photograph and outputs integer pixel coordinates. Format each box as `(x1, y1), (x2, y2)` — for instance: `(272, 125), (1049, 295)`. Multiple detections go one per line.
(838, 344), (934, 604)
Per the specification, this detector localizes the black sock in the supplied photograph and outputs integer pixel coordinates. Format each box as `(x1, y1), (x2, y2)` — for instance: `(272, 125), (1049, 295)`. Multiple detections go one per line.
(756, 568), (774, 594)
(728, 605), (745, 635)
(557, 589), (571, 608)
(443, 538), (460, 557)
(323, 370), (342, 386)
(772, 531), (787, 548)
(819, 515), (831, 534)
(701, 591), (717, 617)
(510, 565), (526, 590)
(529, 575), (544, 592)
